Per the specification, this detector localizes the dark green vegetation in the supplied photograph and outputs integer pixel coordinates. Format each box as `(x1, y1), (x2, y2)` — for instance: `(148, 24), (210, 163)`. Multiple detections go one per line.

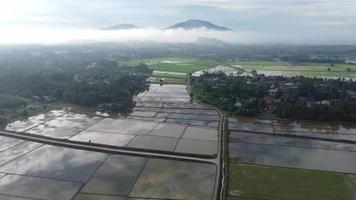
(191, 73), (356, 122)
(0, 55), (152, 127)
(1, 43), (356, 126)
(0, 94), (28, 127)
(228, 164), (356, 200)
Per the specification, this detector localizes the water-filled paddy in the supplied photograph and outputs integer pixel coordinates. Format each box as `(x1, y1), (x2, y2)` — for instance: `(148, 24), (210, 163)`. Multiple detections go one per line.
(230, 142), (356, 173)
(0, 141), (43, 166)
(5, 109), (66, 132)
(230, 131), (356, 152)
(228, 117), (274, 133)
(130, 159), (216, 200)
(0, 145), (108, 182)
(81, 155), (146, 196)
(0, 137), (24, 152)
(4, 84), (220, 156)
(0, 174), (81, 200)
(88, 118), (158, 135)
(149, 123), (186, 138)
(69, 130), (135, 146)
(0, 83), (220, 199)
(0, 138), (218, 200)
(175, 139), (218, 155)
(229, 116), (356, 141)
(128, 135), (179, 151)
(74, 194), (125, 200)
(26, 112), (101, 139)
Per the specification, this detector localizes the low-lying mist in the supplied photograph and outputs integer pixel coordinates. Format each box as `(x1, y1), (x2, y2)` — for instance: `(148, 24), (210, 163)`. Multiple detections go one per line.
(0, 27), (240, 45)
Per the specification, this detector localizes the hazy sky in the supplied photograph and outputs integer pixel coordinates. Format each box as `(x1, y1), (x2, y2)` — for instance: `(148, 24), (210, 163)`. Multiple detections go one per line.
(0, 0), (356, 44)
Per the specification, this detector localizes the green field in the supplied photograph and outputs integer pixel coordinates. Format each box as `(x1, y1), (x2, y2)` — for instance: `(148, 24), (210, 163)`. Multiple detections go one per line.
(122, 58), (219, 73)
(225, 61), (356, 79)
(228, 163), (356, 200)
(123, 59), (356, 80)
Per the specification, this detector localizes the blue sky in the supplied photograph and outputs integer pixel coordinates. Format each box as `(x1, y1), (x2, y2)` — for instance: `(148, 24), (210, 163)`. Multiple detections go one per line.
(1, 0), (356, 44)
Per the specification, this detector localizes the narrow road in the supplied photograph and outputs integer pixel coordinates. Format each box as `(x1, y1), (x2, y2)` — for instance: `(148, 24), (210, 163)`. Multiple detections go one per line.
(0, 130), (217, 165)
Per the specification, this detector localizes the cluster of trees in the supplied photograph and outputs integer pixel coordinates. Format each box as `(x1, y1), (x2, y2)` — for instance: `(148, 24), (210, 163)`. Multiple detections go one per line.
(0, 58), (152, 114)
(191, 72), (356, 122)
(0, 96), (28, 110)
(0, 96), (29, 127)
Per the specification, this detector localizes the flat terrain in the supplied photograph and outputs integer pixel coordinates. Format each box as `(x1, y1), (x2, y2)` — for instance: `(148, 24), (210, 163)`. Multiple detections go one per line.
(0, 84), (221, 200)
(123, 58), (219, 73)
(228, 163), (356, 200)
(125, 59), (356, 80)
(0, 93), (66, 128)
(225, 61), (356, 79)
(228, 116), (356, 200)
(5, 84), (220, 157)
(123, 58), (219, 84)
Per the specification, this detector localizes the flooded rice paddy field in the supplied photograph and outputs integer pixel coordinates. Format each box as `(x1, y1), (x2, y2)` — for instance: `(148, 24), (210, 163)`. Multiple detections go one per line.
(228, 116), (356, 199)
(229, 116), (356, 174)
(229, 117), (356, 141)
(0, 135), (217, 200)
(5, 84), (220, 157)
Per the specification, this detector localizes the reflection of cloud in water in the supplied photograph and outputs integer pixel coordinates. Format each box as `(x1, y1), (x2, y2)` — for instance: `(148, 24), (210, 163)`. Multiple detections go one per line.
(0, 145), (107, 182)
(6, 109), (66, 132)
(231, 142), (356, 173)
(25, 112), (102, 139)
(131, 159), (216, 199)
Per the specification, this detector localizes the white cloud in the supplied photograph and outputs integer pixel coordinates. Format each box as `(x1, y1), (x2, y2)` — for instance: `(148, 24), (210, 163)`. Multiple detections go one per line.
(174, 0), (356, 17)
(0, 27), (238, 45)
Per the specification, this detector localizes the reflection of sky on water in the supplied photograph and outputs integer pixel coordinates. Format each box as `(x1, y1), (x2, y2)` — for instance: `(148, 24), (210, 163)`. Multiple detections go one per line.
(26, 112), (102, 139)
(230, 131), (356, 152)
(0, 174), (81, 200)
(74, 193), (125, 200)
(0, 145), (108, 182)
(229, 116), (356, 142)
(88, 118), (158, 135)
(230, 142), (356, 173)
(82, 155), (146, 196)
(130, 159), (216, 200)
(0, 140), (217, 199)
(5, 109), (66, 132)
(69, 130), (134, 146)
(0, 136), (24, 152)
(0, 141), (43, 166)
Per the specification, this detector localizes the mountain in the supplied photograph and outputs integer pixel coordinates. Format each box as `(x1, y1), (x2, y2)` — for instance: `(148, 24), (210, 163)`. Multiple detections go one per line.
(166, 19), (231, 31)
(103, 24), (139, 30)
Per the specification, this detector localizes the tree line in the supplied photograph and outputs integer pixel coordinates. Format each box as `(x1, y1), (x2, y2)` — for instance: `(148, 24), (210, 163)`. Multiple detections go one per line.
(190, 72), (356, 122)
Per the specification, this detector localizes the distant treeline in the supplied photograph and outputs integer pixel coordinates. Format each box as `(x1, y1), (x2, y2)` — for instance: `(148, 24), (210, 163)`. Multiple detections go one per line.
(1, 43), (355, 64)
(280, 54), (346, 64)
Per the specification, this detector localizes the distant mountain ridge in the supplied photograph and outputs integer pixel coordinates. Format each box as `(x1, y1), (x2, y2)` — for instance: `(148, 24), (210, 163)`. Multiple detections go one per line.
(103, 24), (139, 30)
(166, 19), (231, 31)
